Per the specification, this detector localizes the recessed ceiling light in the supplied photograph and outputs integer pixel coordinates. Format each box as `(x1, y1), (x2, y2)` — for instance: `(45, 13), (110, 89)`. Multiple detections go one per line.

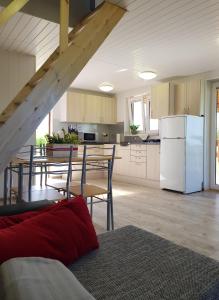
(138, 71), (157, 80)
(116, 68), (128, 73)
(99, 82), (114, 92)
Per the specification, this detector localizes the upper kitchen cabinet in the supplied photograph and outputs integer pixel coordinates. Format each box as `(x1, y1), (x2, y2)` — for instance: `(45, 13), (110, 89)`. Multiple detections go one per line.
(84, 94), (102, 123)
(151, 82), (174, 119)
(174, 79), (202, 116)
(100, 96), (117, 124)
(66, 91), (86, 123)
(64, 90), (117, 124)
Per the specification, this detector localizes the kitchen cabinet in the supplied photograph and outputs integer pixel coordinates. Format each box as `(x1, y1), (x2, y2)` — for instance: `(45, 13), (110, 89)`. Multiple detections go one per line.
(100, 96), (117, 124)
(66, 92), (86, 123)
(174, 79), (201, 115)
(84, 94), (102, 123)
(64, 90), (116, 124)
(151, 82), (174, 119)
(113, 144), (160, 183)
(146, 144), (160, 181)
(174, 82), (186, 115)
(114, 146), (131, 176)
(130, 144), (147, 178)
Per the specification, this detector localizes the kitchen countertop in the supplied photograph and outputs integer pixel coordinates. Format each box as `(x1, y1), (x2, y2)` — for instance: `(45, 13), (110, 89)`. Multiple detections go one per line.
(80, 141), (160, 146)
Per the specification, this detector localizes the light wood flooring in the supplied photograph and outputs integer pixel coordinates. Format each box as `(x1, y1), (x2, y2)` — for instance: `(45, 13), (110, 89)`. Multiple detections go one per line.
(90, 179), (219, 261)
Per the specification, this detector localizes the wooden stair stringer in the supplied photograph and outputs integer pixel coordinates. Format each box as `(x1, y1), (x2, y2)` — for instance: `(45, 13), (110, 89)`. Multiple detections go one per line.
(0, 2), (125, 172)
(0, 1), (111, 125)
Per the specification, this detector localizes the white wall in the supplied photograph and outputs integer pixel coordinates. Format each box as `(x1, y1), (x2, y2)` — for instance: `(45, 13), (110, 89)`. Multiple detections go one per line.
(0, 49), (36, 198)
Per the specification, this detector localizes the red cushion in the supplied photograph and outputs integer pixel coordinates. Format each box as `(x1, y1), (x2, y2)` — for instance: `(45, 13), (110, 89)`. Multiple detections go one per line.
(0, 210), (39, 229)
(0, 200), (69, 229)
(0, 196), (99, 265)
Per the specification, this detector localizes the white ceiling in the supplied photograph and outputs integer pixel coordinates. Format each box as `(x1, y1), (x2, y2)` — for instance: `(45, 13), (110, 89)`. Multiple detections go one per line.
(1, 0), (219, 92)
(0, 7), (60, 68)
(72, 0), (219, 92)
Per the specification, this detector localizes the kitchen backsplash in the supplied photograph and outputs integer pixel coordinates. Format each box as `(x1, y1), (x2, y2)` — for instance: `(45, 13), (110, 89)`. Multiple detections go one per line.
(57, 122), (124, 143)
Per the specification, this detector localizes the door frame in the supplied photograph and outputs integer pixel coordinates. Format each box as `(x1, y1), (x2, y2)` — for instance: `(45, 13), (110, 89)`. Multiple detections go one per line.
(210, 82), (219, 189)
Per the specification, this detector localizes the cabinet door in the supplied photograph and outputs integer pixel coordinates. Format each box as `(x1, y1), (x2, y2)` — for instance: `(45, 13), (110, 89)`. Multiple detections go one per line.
(186, 79), (201, 116)
(101, 96), (116, 124)
(174, 82), (187, 115)
(84, 94), (102, 123)
(146, 145), (160, 181)
(151, 82), (170, 118)
(130, 161), (146, 178)
(66, 92), (86, 122)
(114, 148), (130, 175)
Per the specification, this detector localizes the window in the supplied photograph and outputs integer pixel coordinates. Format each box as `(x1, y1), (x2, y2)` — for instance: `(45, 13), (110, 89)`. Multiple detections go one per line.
(130, 99), (145, 132)
(36, 112), (52, 145)
(128, 94), (158, 134)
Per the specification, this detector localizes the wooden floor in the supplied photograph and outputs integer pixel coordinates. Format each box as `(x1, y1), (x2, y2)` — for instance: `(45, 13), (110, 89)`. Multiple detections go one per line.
(91, 179), (219, 261)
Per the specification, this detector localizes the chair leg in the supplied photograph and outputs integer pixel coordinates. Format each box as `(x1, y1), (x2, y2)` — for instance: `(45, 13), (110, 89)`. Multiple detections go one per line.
(110, 193), (114, 230)
(90, 197), (93, 218)
(107, 194), (110, 231)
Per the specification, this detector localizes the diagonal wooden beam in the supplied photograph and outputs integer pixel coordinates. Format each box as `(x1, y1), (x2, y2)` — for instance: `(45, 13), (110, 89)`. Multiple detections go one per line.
(0, 2), (126, 172)
(0, 0), (29, 26)
(60, 0), (69, 53)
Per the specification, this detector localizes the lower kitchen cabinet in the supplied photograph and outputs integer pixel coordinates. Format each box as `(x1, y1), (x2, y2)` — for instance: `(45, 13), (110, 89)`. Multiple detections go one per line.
(146, 145), (160, 181)
(114, 147), (131, 176)
(113, 144), (160, 184)
(130, 161), (146, 178)
(73, 144), (160, 185)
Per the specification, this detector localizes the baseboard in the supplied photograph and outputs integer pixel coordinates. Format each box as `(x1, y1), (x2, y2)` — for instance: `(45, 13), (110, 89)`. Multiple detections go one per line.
(112, 174), (160, 189)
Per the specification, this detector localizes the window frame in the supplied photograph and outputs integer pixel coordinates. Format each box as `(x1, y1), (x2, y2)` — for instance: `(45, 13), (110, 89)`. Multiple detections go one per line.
(128, 94), (159, 136)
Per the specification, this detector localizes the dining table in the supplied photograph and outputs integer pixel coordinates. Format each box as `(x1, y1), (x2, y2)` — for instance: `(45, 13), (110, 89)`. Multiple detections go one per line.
(3, 154), (120, 205)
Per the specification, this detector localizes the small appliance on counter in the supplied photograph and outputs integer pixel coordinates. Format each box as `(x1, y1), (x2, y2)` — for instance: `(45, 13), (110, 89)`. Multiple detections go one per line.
(78, 132), (98, 143)
(160, 115), (204, 194)
(116, 133), (124, 144)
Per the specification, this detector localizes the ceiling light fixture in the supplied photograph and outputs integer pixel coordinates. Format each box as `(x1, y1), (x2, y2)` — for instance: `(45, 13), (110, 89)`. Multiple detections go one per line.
(138, 71), (157, 80)
(99, 82), (114, 92)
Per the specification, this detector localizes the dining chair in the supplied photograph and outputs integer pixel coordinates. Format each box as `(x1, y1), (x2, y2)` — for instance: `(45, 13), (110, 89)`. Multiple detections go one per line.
(62, 145), (116, 231)
(10, 145), (74, 203)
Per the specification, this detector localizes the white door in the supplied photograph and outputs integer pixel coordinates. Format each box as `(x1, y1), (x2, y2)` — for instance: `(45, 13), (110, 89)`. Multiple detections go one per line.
(160, 116), (186, 139)
(160, 139), (185, 192)
(210, 83), (219, 189)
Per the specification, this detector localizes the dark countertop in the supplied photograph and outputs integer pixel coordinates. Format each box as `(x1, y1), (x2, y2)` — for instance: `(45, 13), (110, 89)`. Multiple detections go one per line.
(81, 141), (160, 146)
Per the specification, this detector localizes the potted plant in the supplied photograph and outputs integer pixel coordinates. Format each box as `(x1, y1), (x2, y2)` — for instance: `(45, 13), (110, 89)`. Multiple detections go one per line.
(129, 124), (139, 135)
(45, 128), (80, 157)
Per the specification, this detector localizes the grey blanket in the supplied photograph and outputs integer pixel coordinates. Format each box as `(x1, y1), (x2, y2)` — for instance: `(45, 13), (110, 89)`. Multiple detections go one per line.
(69, 225), (219, 300)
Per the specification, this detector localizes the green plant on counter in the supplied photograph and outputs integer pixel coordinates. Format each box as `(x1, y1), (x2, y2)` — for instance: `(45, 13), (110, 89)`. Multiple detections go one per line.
(45, 128), (80, 144)
(36, 136), (47, 146)
(129, 124), (139, 135)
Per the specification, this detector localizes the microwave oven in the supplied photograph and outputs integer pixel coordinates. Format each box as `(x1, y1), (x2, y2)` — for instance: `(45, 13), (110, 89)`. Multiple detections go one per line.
(78, 132), (98, 142)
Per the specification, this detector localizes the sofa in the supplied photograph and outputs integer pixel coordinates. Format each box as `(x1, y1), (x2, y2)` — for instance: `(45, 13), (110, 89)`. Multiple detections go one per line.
(1, 202), (219, 300)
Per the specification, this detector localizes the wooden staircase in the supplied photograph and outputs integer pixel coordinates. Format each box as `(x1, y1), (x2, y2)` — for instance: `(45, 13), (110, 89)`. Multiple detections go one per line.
(0, 1), (125, 172)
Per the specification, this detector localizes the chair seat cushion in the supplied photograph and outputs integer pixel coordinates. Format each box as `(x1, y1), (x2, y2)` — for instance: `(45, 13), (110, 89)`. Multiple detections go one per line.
(0, 196), (99, 265)
(65, 184), (108, 197)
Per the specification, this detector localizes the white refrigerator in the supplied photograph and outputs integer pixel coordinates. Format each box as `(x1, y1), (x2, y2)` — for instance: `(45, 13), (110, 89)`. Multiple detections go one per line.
(160, 115), (204, 194)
